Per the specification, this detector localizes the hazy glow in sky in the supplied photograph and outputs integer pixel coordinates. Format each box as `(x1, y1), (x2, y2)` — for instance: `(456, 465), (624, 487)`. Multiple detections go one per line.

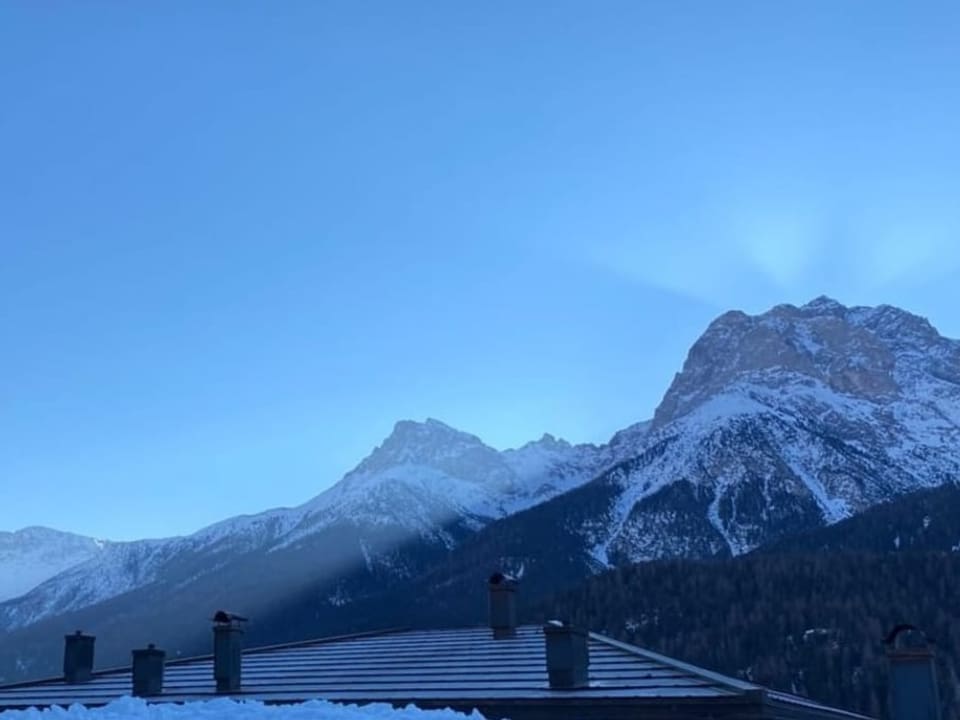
(2, 2), (958, 539)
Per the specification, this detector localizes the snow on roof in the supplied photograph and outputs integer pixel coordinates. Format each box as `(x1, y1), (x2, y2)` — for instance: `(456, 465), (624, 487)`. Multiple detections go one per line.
(0, 696), (484, 720)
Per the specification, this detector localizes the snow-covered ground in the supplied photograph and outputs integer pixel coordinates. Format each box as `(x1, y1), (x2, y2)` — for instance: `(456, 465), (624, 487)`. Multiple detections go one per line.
(0, 697), (488, 720)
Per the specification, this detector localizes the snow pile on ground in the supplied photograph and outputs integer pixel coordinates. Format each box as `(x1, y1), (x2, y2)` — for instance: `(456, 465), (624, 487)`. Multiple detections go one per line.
(1, 697), (489, 720)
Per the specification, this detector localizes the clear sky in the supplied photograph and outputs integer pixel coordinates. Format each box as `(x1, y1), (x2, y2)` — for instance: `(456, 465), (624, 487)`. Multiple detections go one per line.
(2, 2), (958, 540)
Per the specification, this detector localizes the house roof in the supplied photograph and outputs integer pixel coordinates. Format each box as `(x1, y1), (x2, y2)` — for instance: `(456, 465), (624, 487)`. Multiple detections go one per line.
(0, 625), (873, 720)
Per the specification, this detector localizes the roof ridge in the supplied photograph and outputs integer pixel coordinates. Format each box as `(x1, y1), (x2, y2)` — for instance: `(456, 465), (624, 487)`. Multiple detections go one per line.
(588, 631), (760, 694)
(766, 689), (876, 720)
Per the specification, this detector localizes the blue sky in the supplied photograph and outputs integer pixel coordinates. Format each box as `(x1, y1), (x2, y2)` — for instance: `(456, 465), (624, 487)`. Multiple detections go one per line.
(2, 2), (958, 539)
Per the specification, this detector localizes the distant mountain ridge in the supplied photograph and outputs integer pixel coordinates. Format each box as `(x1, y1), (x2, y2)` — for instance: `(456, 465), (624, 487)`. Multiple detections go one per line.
(0, 528), (107, 603)
(2, 296), (959, 685)
(0, 419), (608, 682)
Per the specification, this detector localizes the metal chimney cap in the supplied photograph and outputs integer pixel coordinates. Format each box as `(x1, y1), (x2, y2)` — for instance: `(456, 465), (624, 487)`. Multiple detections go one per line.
(885, 624), (932, 647)
(544, 620), (587, 636)
(212, 610), (249, 625)
(133, 644), (165, 656)
(885, 624), (937, 662)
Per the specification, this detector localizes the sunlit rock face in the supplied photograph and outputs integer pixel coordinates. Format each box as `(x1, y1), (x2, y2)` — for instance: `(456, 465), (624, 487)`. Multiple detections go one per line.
(653, 296), (954, 428)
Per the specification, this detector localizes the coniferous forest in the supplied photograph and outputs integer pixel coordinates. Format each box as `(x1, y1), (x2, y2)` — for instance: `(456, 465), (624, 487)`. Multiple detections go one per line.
(543, 551), (959, 719)
(540, 485), (960, 719)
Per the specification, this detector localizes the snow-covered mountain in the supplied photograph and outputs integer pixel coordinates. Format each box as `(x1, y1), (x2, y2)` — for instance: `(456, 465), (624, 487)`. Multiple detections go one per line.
(3, 296), (958, 684)
(420, 296), (960, 584)
(0, 528), (107, 603)
(0, 419), (604, 636)
(590, 295), (960, 562)
(285, 420), (607, 546)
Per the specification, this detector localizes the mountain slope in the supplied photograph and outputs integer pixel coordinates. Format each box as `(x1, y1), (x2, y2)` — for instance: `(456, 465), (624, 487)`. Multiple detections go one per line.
(574, 297), (960, 564)
(0, 419), (604, 635)
(539, 484), (960, 719)
(0, 420), (607, 682)
(3, 296), (960, 686)
(0, 528), (106, 603)
(541, 550), (960, 720)
(758, 481), (960, 554)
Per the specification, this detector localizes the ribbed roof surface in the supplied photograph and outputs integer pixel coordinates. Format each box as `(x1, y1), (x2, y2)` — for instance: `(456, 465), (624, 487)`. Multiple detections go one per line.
(0, 626), (872, 719)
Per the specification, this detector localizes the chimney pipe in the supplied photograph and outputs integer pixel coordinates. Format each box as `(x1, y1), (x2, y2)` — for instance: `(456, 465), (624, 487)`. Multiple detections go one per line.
(213, 611), (246, 693)
(132, 644), (166, 697)
(885, 625), (941, 720)
(488, 572), (517, 639)
(543, 620), (589, 689)
(63, 631), (95, 683)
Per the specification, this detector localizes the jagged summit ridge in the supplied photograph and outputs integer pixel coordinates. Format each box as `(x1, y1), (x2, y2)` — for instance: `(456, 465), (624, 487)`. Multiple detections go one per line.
(653, 297), (958, 428)
(352, 418), (504, 479)
(300, 418), (605, 535)
(802, 295), (846, 312)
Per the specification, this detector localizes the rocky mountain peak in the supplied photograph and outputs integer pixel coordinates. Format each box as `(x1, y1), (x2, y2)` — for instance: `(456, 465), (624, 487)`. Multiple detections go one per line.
(801, 295), (847, 315)
(349, 418), (510, 485)
(653, 298), (956, 428)
(514, 433), (572, 452)
(385, 417), (476, 446)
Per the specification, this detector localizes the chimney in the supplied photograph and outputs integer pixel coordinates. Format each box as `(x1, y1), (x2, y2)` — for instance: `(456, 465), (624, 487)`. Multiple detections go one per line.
(132, 644), (166, 697)
(543, 620), (589, 689)
(885, 625), (941, 720)
(488, 572), (517, 638)
(213, 611), (247, 693)
(63, 631), (95, 683)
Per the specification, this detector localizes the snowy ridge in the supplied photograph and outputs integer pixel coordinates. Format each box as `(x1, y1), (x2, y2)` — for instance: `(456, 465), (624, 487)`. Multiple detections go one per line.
(0, 508), (327, 631)
(0, 420), (605, 632)
(0, 539), (175, 630)
(501, 433), (609, 510)
(0, 528), (107, 603)
(281, 420), (606, 545)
